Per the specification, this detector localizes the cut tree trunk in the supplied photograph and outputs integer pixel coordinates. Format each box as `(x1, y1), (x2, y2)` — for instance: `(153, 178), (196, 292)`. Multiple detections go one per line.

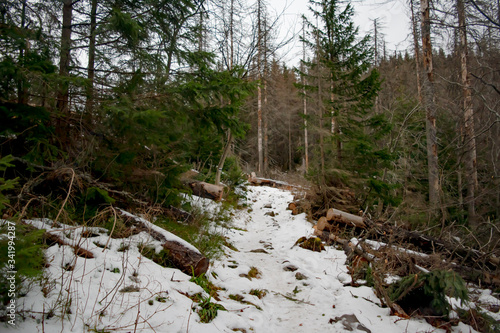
(315, 216), (330, 232)
(326, 208), (366, 228)
(185, 180), (224, 201)
(119, 210), (209, 276)
(162, 241), (210, 277)
(43, 232), (94, 259)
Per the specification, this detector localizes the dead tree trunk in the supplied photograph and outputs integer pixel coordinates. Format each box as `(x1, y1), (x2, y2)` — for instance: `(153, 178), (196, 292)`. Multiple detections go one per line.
(420, 0), (441, 214)
(457, 0), (478, 227)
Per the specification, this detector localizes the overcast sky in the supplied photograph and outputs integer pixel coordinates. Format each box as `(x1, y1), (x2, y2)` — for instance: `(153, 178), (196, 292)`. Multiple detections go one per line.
(270, 0), (411, 66)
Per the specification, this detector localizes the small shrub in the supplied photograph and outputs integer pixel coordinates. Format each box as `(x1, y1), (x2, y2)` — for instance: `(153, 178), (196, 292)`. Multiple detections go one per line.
(247, 267), (261, 279)
(117, 243), (129, 252)
(229, 294), (244, 302)
(190, 273), (221, 300)
(156, 295), (168, 303)
(0, 223), (45, 306)
(240, 267), (261, 280)
(196, 296), (226, 323)
(249, 289), (267, 299)
(390, 270), (468, 318)
(119, 285), (140, 293)
(295, 237), (325, 252)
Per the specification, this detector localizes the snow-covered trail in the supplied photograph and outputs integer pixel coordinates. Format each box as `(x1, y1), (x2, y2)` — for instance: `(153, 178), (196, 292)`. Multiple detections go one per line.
(208, 186), (463, 333)
(2, 185), (477, 333)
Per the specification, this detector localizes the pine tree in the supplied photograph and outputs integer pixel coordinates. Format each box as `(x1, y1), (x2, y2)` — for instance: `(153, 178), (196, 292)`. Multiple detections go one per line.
(300, 0), (387, 205)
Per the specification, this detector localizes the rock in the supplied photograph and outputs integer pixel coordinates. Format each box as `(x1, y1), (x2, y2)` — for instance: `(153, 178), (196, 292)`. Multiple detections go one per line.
(284, 265), (298, 272)
(328, 314), (371, 333)
(295, 272), (307, 280)
(250, 249), (269, 254)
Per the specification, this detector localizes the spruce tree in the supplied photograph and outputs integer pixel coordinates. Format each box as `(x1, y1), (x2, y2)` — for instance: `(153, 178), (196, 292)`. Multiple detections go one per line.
(302, 0), (394, 207)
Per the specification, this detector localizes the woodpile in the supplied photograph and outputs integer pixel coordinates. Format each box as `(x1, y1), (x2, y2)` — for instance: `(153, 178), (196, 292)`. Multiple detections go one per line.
(308, 205), (500, 288)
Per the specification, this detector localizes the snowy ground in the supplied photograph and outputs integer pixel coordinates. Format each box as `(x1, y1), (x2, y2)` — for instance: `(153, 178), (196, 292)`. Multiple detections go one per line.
(2, 185), (494, 332)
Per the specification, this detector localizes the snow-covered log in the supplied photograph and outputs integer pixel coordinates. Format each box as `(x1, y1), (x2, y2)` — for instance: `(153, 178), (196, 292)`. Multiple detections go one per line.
(119, 210), (209, 276)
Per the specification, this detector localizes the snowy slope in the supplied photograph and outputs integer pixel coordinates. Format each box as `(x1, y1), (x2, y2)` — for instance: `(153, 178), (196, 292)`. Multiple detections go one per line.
(2, 186), (483, 332)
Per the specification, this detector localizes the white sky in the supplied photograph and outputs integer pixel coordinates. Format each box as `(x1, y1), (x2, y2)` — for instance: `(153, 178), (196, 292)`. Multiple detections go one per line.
(269, 0), (411, 66)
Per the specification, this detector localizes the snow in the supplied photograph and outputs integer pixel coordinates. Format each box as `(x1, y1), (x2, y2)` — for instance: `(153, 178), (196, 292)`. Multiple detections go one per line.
(1, 185), (489, 332)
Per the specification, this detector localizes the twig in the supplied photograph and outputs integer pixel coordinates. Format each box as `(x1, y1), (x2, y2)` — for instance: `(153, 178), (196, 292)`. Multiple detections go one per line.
(186, 301), (193, 333)
(54, 168), (75, 226)
(103, 206), (117, 251)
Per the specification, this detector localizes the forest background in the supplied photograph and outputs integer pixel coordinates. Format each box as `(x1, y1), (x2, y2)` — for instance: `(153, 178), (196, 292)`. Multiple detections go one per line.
(0, 0), (499, 277)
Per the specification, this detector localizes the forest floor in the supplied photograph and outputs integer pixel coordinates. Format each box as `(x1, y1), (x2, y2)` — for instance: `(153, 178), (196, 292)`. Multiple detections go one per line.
(2, 184), (498, 332)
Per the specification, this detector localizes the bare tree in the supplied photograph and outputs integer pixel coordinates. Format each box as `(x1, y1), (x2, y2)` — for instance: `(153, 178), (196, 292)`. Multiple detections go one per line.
(420, 0), (441, 213)
(457, 0), (479, 226)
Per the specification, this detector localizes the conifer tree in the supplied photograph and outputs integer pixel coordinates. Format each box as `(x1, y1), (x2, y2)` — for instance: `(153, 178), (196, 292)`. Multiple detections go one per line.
(300, 0), (386, 203)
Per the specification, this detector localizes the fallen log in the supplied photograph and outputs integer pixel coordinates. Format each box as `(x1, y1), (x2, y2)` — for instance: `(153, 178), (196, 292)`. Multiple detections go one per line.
(326, 208), (366, 228)
(315, 216), (331, 232)
(247, 173), (297, 190)
(184, 179), (224, 201)
(43, 232), (95, 259)
(119, 210), (209, 276)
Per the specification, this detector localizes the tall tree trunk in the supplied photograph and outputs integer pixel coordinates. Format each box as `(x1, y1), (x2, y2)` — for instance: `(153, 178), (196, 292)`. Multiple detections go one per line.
(263, 21), (269, 175)
(317, 27), (325, 176)
(302, 18), (309, 173)
(17, 0), (27, 104)
(420, 0), (440, 214)
(215, 0), (234, 186)
(373, 19), (380, 114)
(288, 107), (292, 171)
(56, 0), (73, 146)
(85, 0), (98, 123)
(257, 0), (263, 174)
(457, 0), (478, 227)
(410, 0), (423, 104)
(230, 0), (234, 70)
(215, 130), (233, 185)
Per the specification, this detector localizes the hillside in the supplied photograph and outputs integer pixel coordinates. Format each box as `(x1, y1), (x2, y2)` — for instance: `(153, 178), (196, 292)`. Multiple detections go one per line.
(1, 184), (498, 332)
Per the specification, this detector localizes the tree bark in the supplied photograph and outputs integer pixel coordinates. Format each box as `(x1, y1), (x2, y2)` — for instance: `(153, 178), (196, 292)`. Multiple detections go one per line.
(326, 208), (366, 228)
(215, 130), (233, 185)
(410, 0), (423, 104)
(162, 240), (210, 277)
(17, 0), (27, 105)
(56, 0), (73, 146)
(316, 25), (325, 176)
(85, 0), (98, 123)
(302, 18), (309, 173)
(120, 211), (209, 277)
(420, 0), (440, 214)
(257, 0), (264, 174)
(185, 180), (224, 201)
(457, 0), (478, 227)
